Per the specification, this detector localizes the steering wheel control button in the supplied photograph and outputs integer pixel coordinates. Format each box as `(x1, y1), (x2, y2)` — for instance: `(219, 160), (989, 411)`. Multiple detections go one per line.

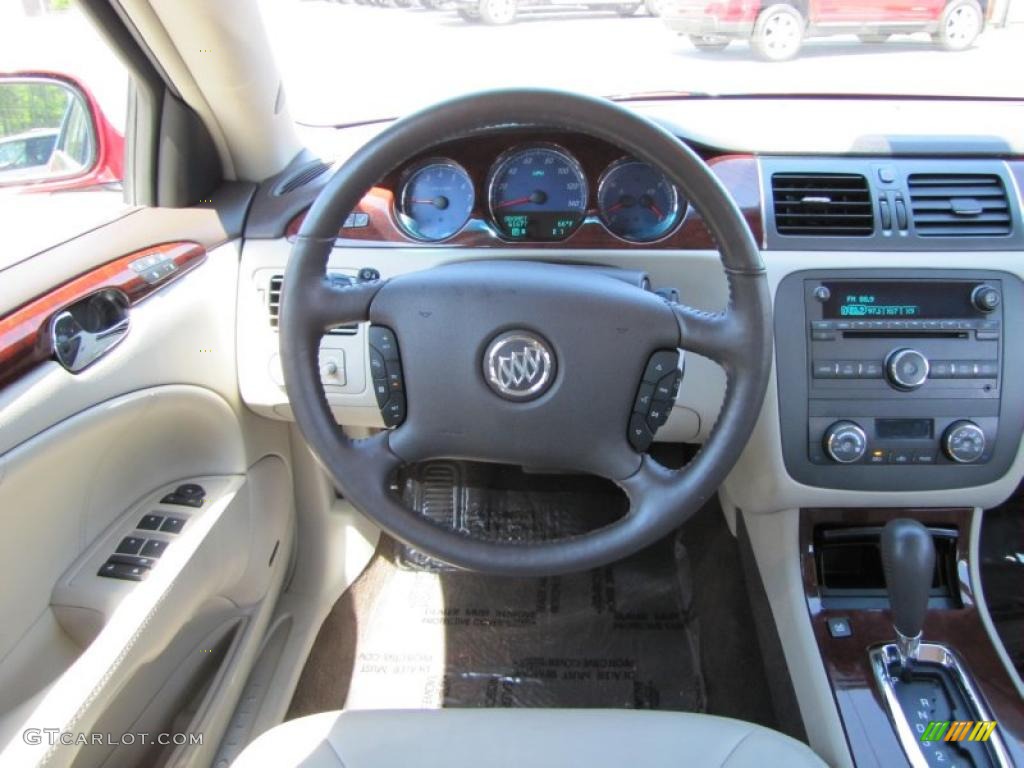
(159, 516), (187, 535)
(386, 360), (404, 393)
(369, 327), (399, 360)
(138, 514), (164, 531)
(483, 331), (556, 402)
(823, 421), (868, 464)
(116, 536), (145, 555)
(643, 350), (679, 383)
(369, 325), (407, 427)
(634, 382), (655, 412)
(629, 350), (682, 451)
(628, 413), (655, 453)
(373, 379), (390, 407)
(885, 348), (930, 391)
(654, 370), (681, 401)
(647, 402), (671, 431)
(382, 397), (406, 427)
(369, 349), (387, 378)
(943, 420), (986, 464)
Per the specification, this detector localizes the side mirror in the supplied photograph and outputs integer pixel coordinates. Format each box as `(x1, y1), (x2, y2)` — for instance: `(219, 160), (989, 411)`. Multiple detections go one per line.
(0, 72), (123, 193)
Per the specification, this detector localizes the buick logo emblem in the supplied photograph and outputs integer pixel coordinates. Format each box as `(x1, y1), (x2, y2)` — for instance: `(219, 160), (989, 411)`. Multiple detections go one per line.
(484, 331), (555, 401)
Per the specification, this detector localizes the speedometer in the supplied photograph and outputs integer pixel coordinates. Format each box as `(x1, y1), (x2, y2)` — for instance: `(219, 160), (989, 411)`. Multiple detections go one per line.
(487, 144), (587, 241)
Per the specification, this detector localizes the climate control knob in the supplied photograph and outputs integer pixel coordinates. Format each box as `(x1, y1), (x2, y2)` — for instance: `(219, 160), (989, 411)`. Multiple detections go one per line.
(824, 421), (868, 464)
(943, 420), (986, 464)
(886, 348), (930, 391)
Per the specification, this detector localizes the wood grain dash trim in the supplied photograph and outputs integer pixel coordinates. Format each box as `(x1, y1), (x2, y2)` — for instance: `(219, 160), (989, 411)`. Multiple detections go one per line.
(0, 241), (206, 389)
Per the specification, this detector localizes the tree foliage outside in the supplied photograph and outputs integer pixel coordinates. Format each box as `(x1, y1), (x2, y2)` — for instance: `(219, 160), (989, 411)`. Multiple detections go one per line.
(0, 83), (71, 138)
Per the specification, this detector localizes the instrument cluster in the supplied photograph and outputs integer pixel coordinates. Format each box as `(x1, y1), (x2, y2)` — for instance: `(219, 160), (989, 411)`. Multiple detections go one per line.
(392, 140), (687, 244)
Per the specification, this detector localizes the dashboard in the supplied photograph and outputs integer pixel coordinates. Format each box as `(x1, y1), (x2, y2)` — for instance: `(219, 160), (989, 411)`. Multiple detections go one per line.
(238, 100), (1024, 514)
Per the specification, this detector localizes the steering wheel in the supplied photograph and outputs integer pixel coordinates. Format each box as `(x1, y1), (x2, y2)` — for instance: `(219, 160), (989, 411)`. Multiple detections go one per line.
(280, 89), (772, 576)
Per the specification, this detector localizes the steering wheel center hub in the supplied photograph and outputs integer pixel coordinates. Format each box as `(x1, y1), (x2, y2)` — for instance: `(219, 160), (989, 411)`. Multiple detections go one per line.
(484, 330), (556, 401)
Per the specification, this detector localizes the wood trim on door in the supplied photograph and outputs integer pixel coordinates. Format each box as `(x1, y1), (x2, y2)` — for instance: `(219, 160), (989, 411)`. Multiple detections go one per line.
(0, 241), (206, 390)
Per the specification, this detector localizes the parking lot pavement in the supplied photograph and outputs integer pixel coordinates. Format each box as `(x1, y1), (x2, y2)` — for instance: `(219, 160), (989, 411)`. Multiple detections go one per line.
(263, 1), (1022, 125)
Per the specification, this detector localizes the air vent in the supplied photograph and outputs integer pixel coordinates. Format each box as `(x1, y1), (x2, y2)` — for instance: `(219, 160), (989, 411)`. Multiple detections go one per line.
(908, 174), (1011, 237)
(772, 173), (874, 236)
(267, 275), (357, 335)
(274, 160), (332, 196)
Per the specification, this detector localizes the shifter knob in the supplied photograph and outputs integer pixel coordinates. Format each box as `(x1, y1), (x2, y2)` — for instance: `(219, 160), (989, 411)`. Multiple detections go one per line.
(881, 519), (935, 653)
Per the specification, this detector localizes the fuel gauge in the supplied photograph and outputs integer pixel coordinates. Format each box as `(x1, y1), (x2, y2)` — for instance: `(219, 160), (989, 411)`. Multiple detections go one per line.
(597, 158), (683, 242)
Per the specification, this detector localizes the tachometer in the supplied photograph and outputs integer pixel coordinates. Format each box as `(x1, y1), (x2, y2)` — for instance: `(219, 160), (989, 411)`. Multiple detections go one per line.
(487, 144), (587, 241)
(397, 158), (474, 241)
(597, 158), (682, 242)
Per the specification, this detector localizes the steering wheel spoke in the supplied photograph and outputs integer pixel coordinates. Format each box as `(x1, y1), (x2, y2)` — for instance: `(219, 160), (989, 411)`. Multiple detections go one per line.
(673, 271), (771, 370)
(673, 304), (739, 366)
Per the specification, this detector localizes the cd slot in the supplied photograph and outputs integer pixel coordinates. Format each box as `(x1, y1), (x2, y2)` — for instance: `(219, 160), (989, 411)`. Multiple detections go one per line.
(842, 331), (966, 340)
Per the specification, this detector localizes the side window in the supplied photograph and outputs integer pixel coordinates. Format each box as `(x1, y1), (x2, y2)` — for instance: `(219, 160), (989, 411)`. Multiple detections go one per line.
(0, 0), (132, 268)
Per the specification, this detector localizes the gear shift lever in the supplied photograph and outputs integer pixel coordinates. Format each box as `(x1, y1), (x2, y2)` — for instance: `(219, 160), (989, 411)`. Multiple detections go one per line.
(881, 519), (935, 669)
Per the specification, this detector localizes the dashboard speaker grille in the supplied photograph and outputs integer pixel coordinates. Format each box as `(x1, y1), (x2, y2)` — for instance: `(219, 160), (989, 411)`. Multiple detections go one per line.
(274, 160), (332, 196)
(772, 173), (874, 236)
(267, 275), (356, 335)
(908, 173), (1011, 237)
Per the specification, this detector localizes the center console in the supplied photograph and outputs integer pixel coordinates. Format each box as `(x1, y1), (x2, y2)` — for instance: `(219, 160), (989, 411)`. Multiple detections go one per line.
(800, 507), (1024, 768)
(775, 270), (1024, 491)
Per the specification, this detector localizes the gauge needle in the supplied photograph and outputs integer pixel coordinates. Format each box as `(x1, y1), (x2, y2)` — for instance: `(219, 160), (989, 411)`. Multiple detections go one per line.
(647, 201), (665, 218)
(605, 202), (625, 214)
(410, 196), (450, 210)
(496, 190), (548, 209)
(494, 196), (532, 209)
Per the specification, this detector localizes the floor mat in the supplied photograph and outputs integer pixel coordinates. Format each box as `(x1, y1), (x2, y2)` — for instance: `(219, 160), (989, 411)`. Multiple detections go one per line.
(288, 462), (706, 717)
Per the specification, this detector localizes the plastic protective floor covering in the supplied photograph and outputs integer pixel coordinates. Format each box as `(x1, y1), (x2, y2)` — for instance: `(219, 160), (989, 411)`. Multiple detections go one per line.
(288, 461), (706, 715)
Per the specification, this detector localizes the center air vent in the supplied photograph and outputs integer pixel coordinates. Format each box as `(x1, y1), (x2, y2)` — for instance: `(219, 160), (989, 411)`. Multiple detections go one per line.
(267, 275), (357, 335)
(908, 174), (1011, 237)
(772, 173), (874, 236)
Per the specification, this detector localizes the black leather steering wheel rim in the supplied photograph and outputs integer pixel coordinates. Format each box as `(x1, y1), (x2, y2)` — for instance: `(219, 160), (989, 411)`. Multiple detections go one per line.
(280, 89), (772, 576)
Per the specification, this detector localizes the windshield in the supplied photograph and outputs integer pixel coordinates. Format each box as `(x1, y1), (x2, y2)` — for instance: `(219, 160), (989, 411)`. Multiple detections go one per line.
(259, 0), (1022, 126)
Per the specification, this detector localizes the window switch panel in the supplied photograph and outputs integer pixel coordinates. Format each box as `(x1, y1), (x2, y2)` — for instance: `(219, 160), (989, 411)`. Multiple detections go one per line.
(116, 536), (146, 555)
(98, 560), (149, 581)
(140, 539), (168, 558)
(108, 553), (158, 569)
(159, 516), (187, 534)
(138, 514), (164, 531)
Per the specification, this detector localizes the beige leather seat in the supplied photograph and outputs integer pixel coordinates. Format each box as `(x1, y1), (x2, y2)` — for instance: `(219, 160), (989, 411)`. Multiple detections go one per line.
(232, 709), (828, 768)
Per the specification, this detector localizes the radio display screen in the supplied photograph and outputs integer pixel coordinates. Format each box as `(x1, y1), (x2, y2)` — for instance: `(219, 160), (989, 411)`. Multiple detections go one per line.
(821, 281), (978, 319)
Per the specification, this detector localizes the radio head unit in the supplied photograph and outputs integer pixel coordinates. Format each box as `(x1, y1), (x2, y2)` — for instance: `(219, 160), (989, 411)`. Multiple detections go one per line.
(775, 270), (1024, 492)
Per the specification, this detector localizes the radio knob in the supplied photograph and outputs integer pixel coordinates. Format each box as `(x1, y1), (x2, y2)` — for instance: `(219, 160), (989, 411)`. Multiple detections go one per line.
(943, 420), (987, 464)
(971, 285), (1001, 313)
(886, 348), (930, 390)
(823, 421), (868, 464)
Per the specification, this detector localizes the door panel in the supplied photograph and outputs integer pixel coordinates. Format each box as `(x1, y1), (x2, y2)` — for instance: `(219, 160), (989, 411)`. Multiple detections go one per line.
(0, 212), (294, 767)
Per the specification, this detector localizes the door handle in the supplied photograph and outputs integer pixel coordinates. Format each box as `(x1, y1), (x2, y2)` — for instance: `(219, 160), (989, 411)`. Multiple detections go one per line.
(50, 290), (130, 372)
